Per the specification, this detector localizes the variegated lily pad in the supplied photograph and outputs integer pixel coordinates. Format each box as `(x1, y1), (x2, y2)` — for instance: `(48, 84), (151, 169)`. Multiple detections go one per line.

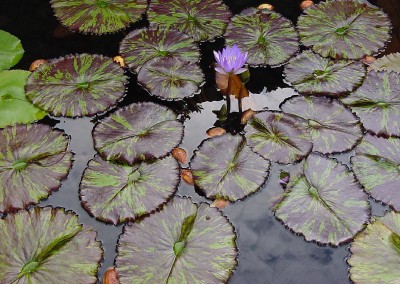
(80, 155), (179, 224)
(0, 30), (24, 72)
(137, 57), (204, 100)
(50, 0), (148, 34)
(115, 196), (237, 283)
(273, 154), (370, 245)
(283, 50), (366, 95)
(369, 53), (400, 73)
(351, 134), (400, 211)
(224, 8), (299, 66)
(26, 54), (128, 117)
(190, 134), (270, 202)
(349, 211), (400, 283)
(0, 124), (73, 213)
(244, 111), (313, 164)
(341, 71), (400, 136)
(281, 96), (363, 154)
(297, 0), (391, 59)
(119, 28), (200, 73)
(147, 0), (231, 41)
(93, 102), (184, 165)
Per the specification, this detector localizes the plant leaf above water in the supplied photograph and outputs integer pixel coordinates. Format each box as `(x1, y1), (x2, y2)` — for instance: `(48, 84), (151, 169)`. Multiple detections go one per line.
(50, 0), (148, 34)
(147, 0), (231, 42)
(80, 155), (179, 225)
(0, 124), (73, 213)
(190, 134), (270, 202)
(283, 50), (366, 95)
(115, 196), (237, 283)
(93, 102), (184, 165)
(224, 8), (299, 66)
(281, 96), (363, 154)
(368, 52), (400, 73)
(26, 54), (128, 117)
(297, 0), (391, 59)
(273, 153), (370, 245)
(0, 207), (103, 283)
(0, 30), (24, 72)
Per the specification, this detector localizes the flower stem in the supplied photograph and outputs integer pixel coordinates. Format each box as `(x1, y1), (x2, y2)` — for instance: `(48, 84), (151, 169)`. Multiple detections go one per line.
(238, 82), (243, 114)
(225, 74), (232, 114)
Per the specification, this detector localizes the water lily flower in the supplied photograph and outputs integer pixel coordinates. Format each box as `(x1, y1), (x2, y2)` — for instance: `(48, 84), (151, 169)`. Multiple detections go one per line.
(213, 44), (248, 75)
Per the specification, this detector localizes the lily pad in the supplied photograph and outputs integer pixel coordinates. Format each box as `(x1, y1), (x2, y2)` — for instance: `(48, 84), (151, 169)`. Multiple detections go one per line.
(224, 8), (299, 66)
(368, 52), (400, 73)
(0, 30), (24, 71)
(137, 57), (204, 100)
(281, 96), (363, 154)
(93, 102), (184, 165)
(0, 70), (47, 128)
(244, 111), (313, 164)
(50, 0), (148, 34)
(115, 196), (237, 283)
(147, 0), (231, 42)
(351, 134), (400, 211)
(348, 211), (400, 283)
(0, 207), (103, 283)
(273, 153), (370, 245)
(119, 28), (200, 73)
(283, 50), (366, 95)
(80, 155), (179, 224)
(0, 124), (73, 213)
(26, 54), (128, 117)
(341, 71), (400, 136)
(190, 134), (270, 202)
(297, 0), (391, 59)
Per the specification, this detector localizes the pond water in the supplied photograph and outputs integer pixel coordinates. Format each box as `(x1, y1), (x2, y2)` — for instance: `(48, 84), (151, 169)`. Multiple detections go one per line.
(1, 0), (399, 283)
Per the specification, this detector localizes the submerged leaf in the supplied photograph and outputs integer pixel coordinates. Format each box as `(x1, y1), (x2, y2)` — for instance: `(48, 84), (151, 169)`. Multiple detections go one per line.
(0, 30), (24, 71)
(115, 196), (237, 283)
(0, 207), (103, 283)
(368, 52), (400, 73)
(0, 124), (73, 213)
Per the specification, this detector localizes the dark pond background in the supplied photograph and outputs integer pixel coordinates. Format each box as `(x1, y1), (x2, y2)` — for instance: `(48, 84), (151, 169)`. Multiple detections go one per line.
(1, 0), (400, 283)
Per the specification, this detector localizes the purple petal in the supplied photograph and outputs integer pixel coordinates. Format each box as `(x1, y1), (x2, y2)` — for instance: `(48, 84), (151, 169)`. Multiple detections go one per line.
(213, 51), (220, 62)
(215, 66), (228, 74)
(234, 67), (248, 74)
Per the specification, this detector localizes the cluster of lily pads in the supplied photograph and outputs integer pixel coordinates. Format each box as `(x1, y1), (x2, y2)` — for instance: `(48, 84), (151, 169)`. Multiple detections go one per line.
(1, 0), (400, 283)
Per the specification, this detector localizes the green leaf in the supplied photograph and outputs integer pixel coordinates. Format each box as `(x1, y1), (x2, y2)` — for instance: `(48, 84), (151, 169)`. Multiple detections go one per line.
(50, 0), (148, 34)
(190, 134), (271, 202)
(0, 70), (47, 128)
(115, 196), (237, 283)
(26, 54), (128, 117)
(368, 52), (400, 73)
(224, 8), (299, 66)
(297, 0), (391, 59)
(0, 30), (24, 71)
(80, 155), (179, 224)
(0, 207), (103, 283)
(0, 124), (73, 213)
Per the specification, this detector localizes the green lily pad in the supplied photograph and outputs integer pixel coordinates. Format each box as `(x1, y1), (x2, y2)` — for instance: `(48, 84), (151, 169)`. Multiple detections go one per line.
(147, 0), (231, 42)
(348, 211), (400, 283)
(190, 134), (270, 202)
(281, 96), (363, 154)
(351, 134), (400, 211)
(368, 52), (400, 73)
(0, 70), (47, 128)
(244, 111), (313, 164)
(224, 8), (299, 66)
(0, 207), (103, 283)
(119, 28), (200, 73)
(93, 102), (184, 165)
(80, 155), (179, 225)
(137, 57), (204, 100)
(273, 153), (370, 245)
(0, 30), (24, 71)
(115, 196), (237, 283)
(26, 54), (128, 117)
(283, 50), (366, 95)
(50, 0), (148, 34)
(0, 124), (73, 213)
(297, 0), (391, 59)
(341, 71), (400, 136)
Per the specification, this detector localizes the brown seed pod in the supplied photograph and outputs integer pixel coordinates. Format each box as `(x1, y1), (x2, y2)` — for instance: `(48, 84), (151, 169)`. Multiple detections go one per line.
(29, 59), (47, 72)
(172, 147), (188, 164)
(241, 109), (256, 125)
(103, 267), (120, 284)
(258, 4), (274, 10)
(211, 198), (230, 209)
(181, 169), (195, 185)
(362, 56), (376, 65)
(300, 0), (314, 10)
(206, 127), (226, 137)
(113, 56), (125, 68)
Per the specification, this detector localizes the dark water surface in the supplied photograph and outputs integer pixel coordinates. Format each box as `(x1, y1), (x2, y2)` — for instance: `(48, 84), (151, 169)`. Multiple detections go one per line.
(0, 0), (399, 283)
